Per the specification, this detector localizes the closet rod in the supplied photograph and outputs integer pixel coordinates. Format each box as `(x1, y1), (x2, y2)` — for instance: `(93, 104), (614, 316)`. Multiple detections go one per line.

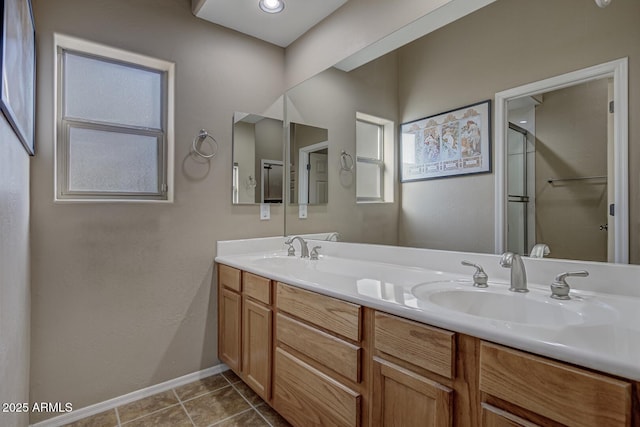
(547, 175), (607, 184)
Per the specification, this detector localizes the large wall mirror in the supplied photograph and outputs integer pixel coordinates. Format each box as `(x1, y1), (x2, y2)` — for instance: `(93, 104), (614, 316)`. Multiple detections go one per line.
(232, 112), (284, 204)
(283, 0), (639, 264)
(284, 56), (400, 243)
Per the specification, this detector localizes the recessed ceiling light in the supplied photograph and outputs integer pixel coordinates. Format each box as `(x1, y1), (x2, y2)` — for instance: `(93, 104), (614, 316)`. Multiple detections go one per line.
(595, 0), (612, 8)
(259, 0), (285, 14)
(519, 120), (527, 124)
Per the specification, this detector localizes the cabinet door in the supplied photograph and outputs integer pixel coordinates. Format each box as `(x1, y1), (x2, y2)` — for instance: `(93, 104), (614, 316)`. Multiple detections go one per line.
(219, 287), (242, 372)
(372, 358), (452, 427)
(243, 297), (272, 400)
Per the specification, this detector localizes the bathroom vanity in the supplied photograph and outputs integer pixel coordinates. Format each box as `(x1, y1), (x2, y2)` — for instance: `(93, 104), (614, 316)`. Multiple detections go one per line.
(215, 237), (640, 427)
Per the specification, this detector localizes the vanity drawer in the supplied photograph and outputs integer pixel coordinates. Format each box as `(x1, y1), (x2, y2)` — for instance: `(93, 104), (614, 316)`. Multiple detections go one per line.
(276, 282), (361, 342)
(374, 311), (455, 379)
(218, 264), (241, 292)
(274, 347), (361, 427)
(243, 272), (271, 305)
(276, 313), (361, 383)
(479, 341), (632, 427)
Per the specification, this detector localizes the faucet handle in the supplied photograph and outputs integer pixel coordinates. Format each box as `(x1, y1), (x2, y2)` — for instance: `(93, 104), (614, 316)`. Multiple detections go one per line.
(461, 260), (489, 288)
(310, 246), (321, 260)
(286, 242), (296, 257)
(551, 271), (589, 300)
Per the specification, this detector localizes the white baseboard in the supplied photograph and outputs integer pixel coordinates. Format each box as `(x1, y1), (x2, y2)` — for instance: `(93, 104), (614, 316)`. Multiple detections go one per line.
(30, 363), (229, 427)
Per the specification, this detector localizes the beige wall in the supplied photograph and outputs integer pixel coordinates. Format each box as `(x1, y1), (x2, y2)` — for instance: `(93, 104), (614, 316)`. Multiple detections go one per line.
(535, 80), (609, 262)
(397, 0), (640, 262)
(233, 122), (256, 203)
(285, 54), (400, 244)
(0, 118), (30, 427)
(30, 0), (284, 421)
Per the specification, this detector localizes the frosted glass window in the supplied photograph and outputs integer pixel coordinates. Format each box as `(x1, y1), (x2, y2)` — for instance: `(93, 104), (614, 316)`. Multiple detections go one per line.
(356, 118), (384, 201)
(55, 36), (173, 201)
(356, 121), (382, 159)
(68, 127), (159, 193)
(356, 162), (382, 199)
(64, 52), (162, 129)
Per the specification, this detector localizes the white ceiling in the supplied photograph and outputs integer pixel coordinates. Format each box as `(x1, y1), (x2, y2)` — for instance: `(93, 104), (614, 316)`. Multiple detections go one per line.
(194, 0), (349, 48)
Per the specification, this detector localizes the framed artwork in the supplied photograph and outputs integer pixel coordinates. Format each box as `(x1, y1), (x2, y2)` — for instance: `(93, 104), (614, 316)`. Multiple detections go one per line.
(1, 0), (36, 155)
(400, 100), (491, 182)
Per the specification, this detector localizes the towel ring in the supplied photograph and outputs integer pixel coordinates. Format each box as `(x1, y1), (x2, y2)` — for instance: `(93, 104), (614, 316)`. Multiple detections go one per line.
(340, 150), (354, 171)
(192, 129), (218, 159)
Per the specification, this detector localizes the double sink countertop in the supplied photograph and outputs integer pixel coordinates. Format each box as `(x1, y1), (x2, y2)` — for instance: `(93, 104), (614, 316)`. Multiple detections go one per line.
(216, 236), (640, 381)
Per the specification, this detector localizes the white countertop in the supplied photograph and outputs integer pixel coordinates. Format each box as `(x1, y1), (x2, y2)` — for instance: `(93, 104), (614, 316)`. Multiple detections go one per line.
(216, 237), (640, 381)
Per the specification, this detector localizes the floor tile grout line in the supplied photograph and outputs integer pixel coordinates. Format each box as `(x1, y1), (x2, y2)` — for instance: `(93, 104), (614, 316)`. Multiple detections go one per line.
(206, 407), (255, 427)
(224, 382), (274, 425)
(253, 405), (275, 427)
(228, 381), (259, 409)
(173, 373), (236, 405)
(172, 388), (197, 427)
(179, 384), (233, 405)
(118, 401), (182, 425)
(115, 407), (122, 427)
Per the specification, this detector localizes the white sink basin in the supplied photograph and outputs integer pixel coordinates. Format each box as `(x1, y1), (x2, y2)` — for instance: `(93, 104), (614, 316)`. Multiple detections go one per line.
(411, 281), (617, 328)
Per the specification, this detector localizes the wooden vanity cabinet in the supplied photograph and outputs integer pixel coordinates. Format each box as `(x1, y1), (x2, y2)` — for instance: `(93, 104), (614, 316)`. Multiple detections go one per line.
(217, 265), (274, 401)
(217, 264), (640, 427)
(273, 282), (365, 427)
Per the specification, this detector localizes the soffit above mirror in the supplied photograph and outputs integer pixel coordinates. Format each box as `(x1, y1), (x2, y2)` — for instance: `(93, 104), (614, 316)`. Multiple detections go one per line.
(192, 0), (348, 47)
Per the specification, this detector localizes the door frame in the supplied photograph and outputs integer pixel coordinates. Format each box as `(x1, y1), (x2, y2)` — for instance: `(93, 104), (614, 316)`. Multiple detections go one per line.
(494, 58), (628, 263)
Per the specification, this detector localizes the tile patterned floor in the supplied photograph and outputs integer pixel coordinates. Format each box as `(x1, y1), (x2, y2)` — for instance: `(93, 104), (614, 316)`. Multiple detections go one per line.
(63, 370), (292, 427)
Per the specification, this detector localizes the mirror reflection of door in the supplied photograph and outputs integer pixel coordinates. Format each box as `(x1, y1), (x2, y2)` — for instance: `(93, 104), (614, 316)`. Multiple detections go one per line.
(507, 78), (611, 262)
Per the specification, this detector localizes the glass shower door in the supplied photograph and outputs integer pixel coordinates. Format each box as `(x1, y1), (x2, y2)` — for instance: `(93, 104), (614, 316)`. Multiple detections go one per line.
(506, 124), (529, 255)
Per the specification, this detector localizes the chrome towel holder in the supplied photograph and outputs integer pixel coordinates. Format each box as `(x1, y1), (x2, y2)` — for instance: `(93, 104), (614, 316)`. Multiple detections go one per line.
(192, 129), (218, 159)
(340, 150), (354, 171)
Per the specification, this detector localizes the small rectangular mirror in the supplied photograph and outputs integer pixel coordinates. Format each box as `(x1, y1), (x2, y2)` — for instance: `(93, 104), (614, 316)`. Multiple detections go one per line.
(232, 112), (284, 204)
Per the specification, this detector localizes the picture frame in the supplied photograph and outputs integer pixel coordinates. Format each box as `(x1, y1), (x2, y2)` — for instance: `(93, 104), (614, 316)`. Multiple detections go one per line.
(1, 0), (36, 155)
(400, 100), (491, 182)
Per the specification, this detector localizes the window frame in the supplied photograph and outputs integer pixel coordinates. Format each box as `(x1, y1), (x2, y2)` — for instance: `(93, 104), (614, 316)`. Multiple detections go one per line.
(54, 34), (175, 202)
(356, 118), (385, 202)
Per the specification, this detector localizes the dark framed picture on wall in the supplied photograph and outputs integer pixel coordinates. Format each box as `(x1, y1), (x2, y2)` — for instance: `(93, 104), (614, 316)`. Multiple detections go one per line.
(400, 100), (491, 182)
(1, 0), (36, 155)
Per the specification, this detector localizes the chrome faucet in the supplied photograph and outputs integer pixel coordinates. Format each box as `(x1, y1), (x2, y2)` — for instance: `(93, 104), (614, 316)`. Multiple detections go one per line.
(285, 236), (310, 258)
(500, 252), (528, 293)
(325, 232), (340, 242)
(530, 243), (550, 258)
